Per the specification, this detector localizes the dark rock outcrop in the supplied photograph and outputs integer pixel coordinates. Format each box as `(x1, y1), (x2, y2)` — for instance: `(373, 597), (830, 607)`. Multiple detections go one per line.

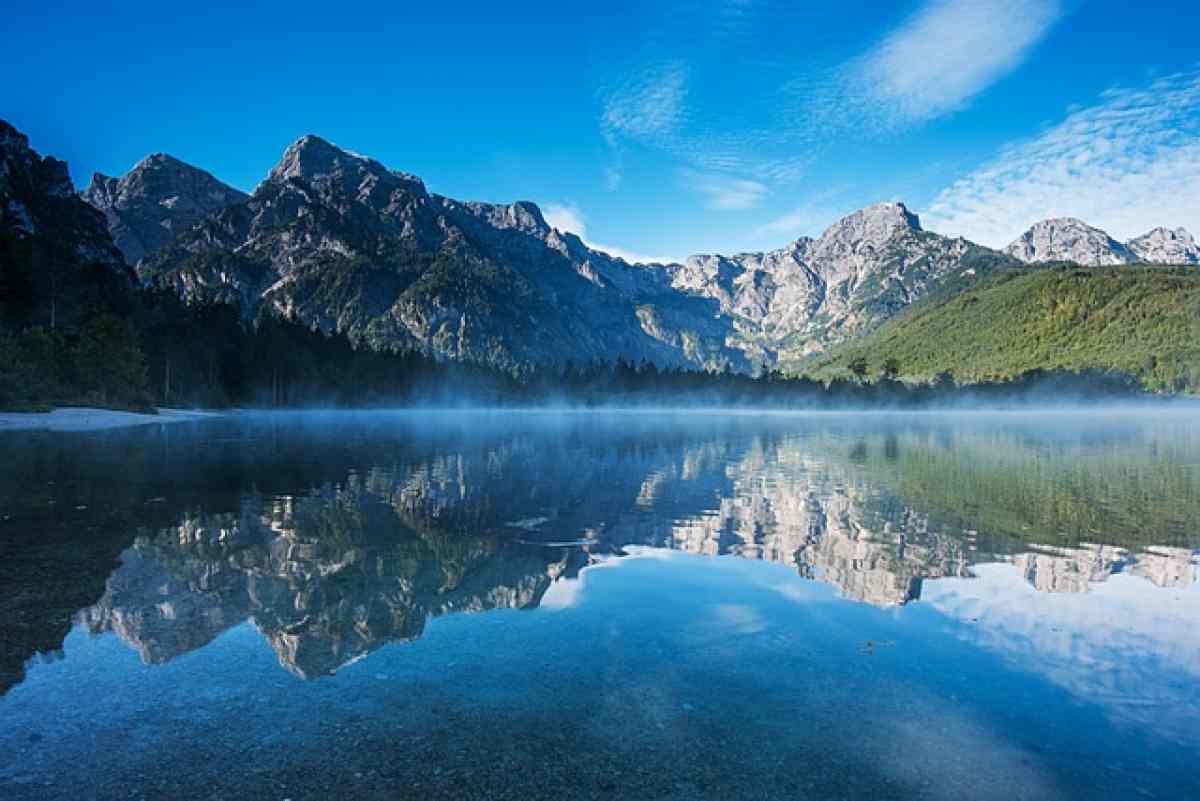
(82, 153), (247, 265)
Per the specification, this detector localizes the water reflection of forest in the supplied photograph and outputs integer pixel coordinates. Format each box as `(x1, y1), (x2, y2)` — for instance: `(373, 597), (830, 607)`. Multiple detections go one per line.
(3, 415), (1197, 689)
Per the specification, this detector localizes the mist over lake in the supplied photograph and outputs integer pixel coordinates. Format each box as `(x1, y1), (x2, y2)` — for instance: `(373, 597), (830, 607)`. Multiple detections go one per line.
(1, 409), (1197, 801)
(5, 0), (1200, 797)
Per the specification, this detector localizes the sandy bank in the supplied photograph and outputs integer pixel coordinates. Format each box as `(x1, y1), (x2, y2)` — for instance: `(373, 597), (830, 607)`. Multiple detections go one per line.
(0, 408), (220, 432)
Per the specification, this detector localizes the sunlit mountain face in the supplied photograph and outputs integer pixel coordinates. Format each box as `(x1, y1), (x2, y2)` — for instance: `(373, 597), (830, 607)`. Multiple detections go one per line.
(1, 411), (1197, 800)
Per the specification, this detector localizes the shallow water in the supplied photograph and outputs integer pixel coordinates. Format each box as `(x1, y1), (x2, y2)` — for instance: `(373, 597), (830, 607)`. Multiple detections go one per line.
(1, 410), (1198, 800)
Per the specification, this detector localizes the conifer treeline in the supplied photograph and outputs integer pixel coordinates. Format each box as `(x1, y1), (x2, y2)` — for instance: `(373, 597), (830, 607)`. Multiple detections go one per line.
(0, 227), (1155, 412)
(0, 282), (1152, 411)
(0, 289), (514, 411)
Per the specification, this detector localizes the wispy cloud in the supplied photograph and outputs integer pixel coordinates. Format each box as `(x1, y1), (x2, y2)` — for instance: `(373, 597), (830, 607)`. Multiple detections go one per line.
(542, 202), (681, 265)
(754, 202), (845, 242)
(924, 70), (1200, 247)
(597, 1), (1063, 209)
(604, 163), (623, 191)
(681, 169), (767, 210)
(541, 203), (589, 240)
(601, 62), (689, 141)
(843, 0), (1065, 127)
(598, 49), (813, 196)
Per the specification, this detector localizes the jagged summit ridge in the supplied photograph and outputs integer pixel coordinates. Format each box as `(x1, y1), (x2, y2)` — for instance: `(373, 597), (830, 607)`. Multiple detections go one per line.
(136, 131), (1023, 369)
(0, 120), (75, 201)
(0, 118), (128, 278)
(267, 133), (426, 192)
(1004, 217), (1199, 266)
(813, 202), (922, 253)
(137, 132), (743, 372)
(1004, 218), (1134, 266)
(1128, 226), (1200, 264)
(672, 200), (1010, 362)
(81, 151), (247, 265)
(58, 122), (1199, 373)
(269, 133), (376, 181)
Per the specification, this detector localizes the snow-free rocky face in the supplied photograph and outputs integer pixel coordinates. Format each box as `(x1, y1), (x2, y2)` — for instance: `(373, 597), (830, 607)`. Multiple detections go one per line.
(82, 153), (248, 266)
(8, 117), (1193, 373)
(135, 134), (744, 372)
(1127, 226), (1200, 265)
(672, 202), (1017, 362)
(125, 135), (1026, 371)
(1005, 217), (1200, 266)
(0, 120), (128, 279)
(121, 133), (1200, 371)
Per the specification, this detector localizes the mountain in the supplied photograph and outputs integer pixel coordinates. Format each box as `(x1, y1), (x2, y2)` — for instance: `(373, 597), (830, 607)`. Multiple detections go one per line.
(670, 202), (1018, 363)
(135, 137), (1023, 371)
(1128, 226), (1200, 265)
(81, 153), (247, 265)
(0, 121), (128, 277)
(138, 134), (745, 372)
(806, 265), (1200, 392)
(0, 120), (132, 328)
(10, 119), (1196, 378)
(1004, 218), (1136, 265)
(1005, 218), (1200, 266)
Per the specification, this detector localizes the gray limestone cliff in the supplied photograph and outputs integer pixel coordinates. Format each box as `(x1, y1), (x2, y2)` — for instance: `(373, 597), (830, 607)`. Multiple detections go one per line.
(82, 153), (247, 265)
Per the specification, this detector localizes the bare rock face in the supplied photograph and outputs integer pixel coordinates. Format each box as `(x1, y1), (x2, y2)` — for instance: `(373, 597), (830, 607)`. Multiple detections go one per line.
(139, 134), (744, 372)
(81, 153), (247, 265)
(122, 132), (1195, 373)
(1004, 218), (1135, 266)
(1127, 226), (1200, 265)
(671, 202), (1016, 361)
(9, 117), (1200, 374)
(136, 134), (1032, 371)
(0, 119), (127, 276)
(1005, 218), (1200, 266)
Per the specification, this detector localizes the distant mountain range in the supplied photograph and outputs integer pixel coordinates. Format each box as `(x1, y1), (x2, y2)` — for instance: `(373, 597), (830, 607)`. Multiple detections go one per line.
(1004, 217), (1200, 266)
(2, 118), (1196, 377)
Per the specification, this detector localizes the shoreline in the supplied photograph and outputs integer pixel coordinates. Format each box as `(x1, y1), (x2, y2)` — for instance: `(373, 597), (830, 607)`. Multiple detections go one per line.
(0, 407), (221, 432)
(2, 401), (1197, 433)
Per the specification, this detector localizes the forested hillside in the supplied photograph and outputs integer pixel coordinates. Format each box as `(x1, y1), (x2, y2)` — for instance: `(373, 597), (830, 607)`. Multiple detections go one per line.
(805, 266), (1200, 393)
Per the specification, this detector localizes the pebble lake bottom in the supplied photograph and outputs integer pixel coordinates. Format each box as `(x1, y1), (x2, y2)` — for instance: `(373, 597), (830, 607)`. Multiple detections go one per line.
(1, 409), (1197, 800)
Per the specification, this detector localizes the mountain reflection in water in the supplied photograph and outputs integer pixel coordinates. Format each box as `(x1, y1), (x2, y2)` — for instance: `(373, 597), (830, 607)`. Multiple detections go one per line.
(0, 411), (1186, 682)
(2, 411), (1199, 801)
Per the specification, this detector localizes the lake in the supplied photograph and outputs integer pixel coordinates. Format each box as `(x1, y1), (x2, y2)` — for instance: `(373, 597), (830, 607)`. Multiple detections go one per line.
(1, 410), (1198, 800)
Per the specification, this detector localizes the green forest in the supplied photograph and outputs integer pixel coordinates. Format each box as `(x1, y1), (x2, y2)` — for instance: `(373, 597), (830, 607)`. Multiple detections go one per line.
(806, 265), (1200, 392)
(0, 225), (1184, 411)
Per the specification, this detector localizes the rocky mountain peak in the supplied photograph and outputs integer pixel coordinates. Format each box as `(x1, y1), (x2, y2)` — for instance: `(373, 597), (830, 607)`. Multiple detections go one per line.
(0, 119), (130, 289)
(270, 135), (411, 183)
(1004, 217), (1135, 266)
(0, 120), (74, 200)
(811, 202), (922, 259)
(269, 134), (356, 181)
(1127, 226), (1199, 265)
(139, 152), (181, 168)
(264, 134), (426, 202)
(0, 119), (30, 153)
(833, 201), (921, 234)
(81, 150), (248, 265)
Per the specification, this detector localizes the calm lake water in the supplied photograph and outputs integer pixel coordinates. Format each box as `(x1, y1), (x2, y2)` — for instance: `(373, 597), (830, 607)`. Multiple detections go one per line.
(1, 410), (1198, 800)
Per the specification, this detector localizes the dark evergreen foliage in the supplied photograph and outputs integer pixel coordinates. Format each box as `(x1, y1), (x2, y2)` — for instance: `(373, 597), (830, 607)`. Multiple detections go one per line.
(0, 232), (1163, 412)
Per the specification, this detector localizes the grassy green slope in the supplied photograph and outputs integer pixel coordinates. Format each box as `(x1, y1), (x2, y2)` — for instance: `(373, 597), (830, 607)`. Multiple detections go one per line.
(803, 265), (1200, 392)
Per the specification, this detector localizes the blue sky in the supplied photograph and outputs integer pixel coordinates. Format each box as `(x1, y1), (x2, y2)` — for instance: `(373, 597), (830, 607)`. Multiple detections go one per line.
(5, 0), (1199, 261)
